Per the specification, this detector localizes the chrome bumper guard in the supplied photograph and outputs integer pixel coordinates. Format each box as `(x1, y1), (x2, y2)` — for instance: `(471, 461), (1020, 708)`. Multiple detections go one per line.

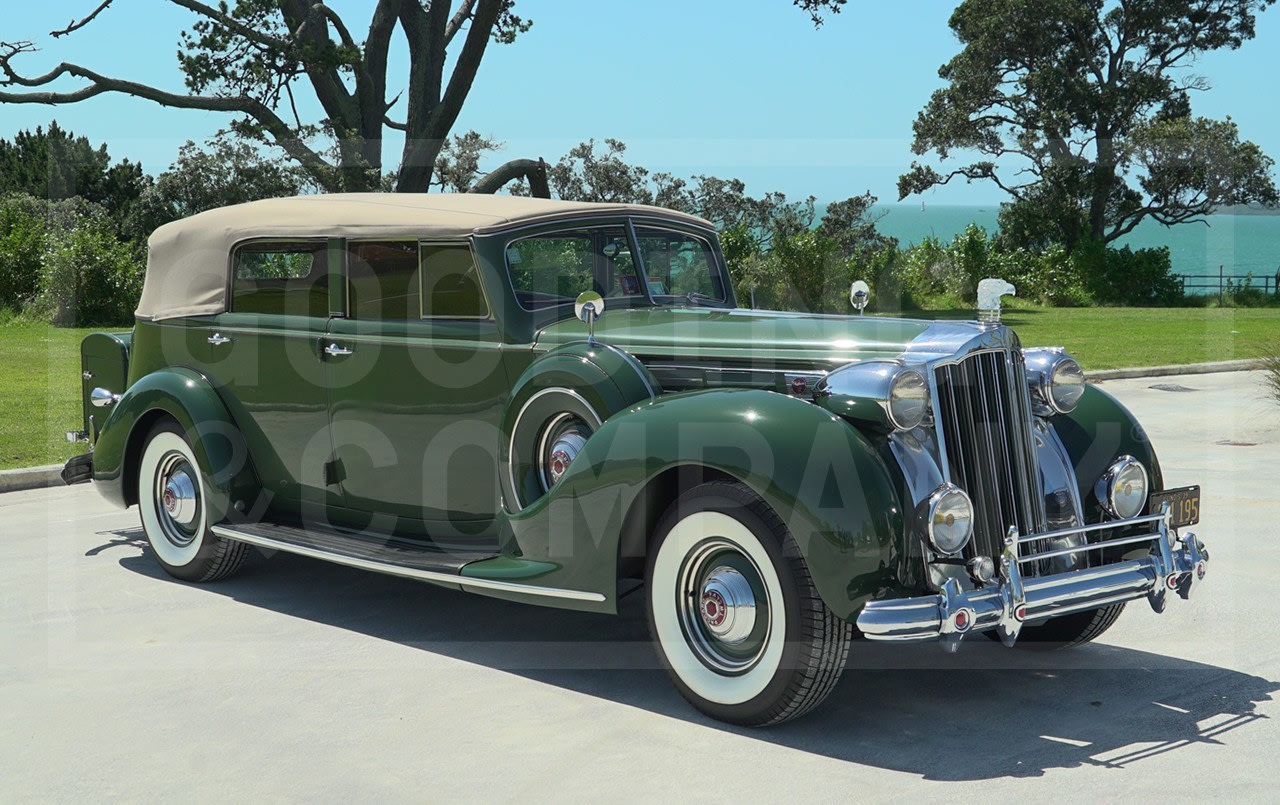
(857, 503), (1208, 652)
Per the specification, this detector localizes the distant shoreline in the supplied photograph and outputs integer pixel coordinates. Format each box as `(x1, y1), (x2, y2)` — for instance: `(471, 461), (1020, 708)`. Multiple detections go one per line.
(837, 203), (1280, 282)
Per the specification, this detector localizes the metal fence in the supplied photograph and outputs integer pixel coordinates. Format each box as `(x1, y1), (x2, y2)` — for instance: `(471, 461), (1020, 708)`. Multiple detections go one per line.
(1177, 267), (1280, 300)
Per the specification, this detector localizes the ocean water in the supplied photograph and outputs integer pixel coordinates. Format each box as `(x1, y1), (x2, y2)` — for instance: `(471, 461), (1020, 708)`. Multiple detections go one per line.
(865, 204), (1280, 290)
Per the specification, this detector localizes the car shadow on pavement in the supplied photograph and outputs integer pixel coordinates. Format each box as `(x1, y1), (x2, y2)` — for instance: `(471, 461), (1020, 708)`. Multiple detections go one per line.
(101, 529), (1276, 782)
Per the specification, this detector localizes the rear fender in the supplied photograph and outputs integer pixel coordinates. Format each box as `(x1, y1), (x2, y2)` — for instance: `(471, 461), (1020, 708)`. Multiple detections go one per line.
(491, 388), (903, 618)
(92, 367), (260, 522)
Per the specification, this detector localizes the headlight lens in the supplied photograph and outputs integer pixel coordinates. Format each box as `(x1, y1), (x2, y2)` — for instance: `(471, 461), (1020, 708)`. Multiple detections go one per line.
(923, 484), (973, 556)
(887, 369), (929, 430)
(1049, 357), (1086, 413)
(1024, 348), (1085, 415)
(1095, 456), (1148, 519)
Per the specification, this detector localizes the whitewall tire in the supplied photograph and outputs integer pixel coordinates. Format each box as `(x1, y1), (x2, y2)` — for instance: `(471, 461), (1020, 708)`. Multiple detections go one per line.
(645, 481), (852, 726)
(138, 420), (247, 583)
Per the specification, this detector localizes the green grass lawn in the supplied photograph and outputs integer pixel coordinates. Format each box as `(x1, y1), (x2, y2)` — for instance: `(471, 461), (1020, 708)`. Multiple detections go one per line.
(894, 305), (1280, 371)
(1, 308), (1277, 470)
(0, 322), (98, 471)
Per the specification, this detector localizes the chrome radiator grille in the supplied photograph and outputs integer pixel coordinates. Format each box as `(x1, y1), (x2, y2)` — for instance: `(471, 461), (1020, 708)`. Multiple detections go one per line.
(933, 349), (1046, 565)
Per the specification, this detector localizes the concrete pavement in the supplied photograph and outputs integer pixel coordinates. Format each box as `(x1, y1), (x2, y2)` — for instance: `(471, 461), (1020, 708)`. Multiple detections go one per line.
(2, 371), (1277, 802)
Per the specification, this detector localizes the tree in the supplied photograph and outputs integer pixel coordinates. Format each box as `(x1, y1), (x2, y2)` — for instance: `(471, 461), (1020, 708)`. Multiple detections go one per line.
(0, 2), (843, 196)
(0, 121), (147, 215)
(129, 138), (306, 238)
(0, 1), (530, 193)
(898, 0), (1279, 247)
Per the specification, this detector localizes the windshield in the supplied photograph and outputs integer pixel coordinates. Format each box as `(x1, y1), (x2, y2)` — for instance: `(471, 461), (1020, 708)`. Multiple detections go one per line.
(505, 224), (726, 311)
(633, 227), (726, 302)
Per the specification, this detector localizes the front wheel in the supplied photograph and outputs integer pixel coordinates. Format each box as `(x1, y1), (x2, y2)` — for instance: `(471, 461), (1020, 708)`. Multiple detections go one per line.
(990, 602), (1126, 650)
(645, 482), (852, 726)
(137, 420), (248, 583)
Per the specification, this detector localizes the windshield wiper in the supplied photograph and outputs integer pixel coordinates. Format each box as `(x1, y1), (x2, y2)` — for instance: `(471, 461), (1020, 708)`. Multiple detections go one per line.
(684, 290), (717, 307)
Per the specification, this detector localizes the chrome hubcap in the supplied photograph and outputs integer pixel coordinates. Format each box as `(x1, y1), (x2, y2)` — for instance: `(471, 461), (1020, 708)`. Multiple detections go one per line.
(154, 452), (201, 547)
(537, 413), (592, 491)
(547, 431), (588, 485)
(698, 566), (756, 644)
(163, 470), (198, 527)
(678, 539), (771, 674)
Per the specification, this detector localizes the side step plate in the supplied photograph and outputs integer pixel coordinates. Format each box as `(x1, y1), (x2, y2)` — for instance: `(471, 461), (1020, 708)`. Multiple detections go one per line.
(210, 522), (605, 603)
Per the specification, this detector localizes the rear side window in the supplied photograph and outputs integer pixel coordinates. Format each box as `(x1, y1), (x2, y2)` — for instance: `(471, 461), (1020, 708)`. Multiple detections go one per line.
(347, 241), (419, 320)
(232, 241), (329, 316)
(422, 244), (489, 318)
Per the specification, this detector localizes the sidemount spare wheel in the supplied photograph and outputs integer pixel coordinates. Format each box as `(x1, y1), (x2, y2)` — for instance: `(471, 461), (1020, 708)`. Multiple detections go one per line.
(645, 481), (853, 727)
(501, 342), (658, 511)
(137, 419), (248, 583)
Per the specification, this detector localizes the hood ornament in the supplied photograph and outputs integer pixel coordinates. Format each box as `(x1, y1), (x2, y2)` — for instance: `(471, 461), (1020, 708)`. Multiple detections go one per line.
(977, 279), (1015, 325)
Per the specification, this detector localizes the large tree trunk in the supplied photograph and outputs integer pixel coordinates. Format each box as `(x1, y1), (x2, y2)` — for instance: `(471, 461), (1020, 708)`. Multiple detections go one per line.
(1090, 131), (1116, 243)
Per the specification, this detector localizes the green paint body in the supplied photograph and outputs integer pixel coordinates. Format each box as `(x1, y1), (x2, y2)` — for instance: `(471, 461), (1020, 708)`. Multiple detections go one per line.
(82, 216), (1157, 620)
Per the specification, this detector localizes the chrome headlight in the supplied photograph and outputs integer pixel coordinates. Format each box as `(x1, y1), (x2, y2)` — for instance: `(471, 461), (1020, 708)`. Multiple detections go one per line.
(1024, 348), (1085, 415)
(887, 369), (929, 430)
(813, 361), (930, 432)
(920, 484), (974, 556)
(1095, 456), (1148, 520)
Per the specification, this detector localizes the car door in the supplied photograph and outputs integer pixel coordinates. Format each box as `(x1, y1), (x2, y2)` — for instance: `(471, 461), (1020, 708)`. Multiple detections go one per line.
(202, 239), (339, 519)
(324, 240), (509, 538)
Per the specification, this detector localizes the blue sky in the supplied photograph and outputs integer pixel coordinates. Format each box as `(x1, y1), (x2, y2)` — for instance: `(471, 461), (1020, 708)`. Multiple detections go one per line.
(1, 1), (1277, 204)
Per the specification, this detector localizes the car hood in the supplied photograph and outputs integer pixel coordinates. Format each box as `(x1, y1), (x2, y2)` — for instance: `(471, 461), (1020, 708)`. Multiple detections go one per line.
(533, 307), (989, 370)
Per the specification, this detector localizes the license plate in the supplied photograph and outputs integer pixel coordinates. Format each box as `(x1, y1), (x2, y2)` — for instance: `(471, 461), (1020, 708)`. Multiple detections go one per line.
(1149, 485), (1201, 527)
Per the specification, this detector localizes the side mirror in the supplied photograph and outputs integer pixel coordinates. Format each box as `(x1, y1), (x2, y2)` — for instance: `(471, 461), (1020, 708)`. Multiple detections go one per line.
(575, 290), (605, 344)
(850, 280), (871, 315)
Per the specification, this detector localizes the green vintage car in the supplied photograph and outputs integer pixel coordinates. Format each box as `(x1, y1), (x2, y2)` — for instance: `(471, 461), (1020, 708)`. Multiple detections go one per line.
(63, 193), (1208, 726)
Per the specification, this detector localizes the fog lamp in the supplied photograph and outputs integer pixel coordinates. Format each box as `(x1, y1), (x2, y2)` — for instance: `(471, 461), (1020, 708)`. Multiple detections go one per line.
(922, 484), (974, 556)
(1095, 456), (1148, 520)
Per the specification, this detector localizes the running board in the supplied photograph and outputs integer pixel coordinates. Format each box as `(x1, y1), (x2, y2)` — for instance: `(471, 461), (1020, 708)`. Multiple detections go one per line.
(210, 522), (606, 603)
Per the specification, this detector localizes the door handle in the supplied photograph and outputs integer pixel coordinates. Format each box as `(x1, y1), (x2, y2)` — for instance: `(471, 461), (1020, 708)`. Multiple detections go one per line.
(208, 333), (233, 346)
(324, 342), (354, 357)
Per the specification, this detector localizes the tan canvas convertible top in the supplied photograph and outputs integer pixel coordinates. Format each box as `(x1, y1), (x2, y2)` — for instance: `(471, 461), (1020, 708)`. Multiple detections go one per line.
(135, 193), (714, 321)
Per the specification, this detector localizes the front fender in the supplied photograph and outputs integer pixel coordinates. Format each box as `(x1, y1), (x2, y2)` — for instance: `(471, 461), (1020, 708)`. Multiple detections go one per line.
(493, 388), (903, 619)
(1051, 383), (1164, 522)
(92, 367), (258, 522)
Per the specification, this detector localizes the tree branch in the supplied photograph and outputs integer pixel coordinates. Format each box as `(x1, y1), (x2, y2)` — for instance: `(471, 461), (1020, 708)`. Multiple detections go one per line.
(168, 0), (291, 49)
(431, 0), (501, 137)
(0, 55), (336, 185)
(51, 0), (115, 38)
(445, 0), (478, 45)
(470, 157), (550, 198)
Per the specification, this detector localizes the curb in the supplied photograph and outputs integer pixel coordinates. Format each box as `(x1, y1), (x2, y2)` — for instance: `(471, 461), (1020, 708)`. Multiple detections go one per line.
(1089, 358), (1264, 381)
(0, 464), (66, 494)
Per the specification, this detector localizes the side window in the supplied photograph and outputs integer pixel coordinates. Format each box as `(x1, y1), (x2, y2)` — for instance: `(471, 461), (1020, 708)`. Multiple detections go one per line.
(232, 241), (329, 316)
(634, 228), (725, 300)
(422, 244), (489, 318)
(348, 241), (419, 320)
(505, 226), (641, 310)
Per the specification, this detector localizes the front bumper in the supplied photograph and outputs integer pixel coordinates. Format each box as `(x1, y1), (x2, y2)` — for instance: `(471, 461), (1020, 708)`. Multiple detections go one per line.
(857, 504), (1208, 651)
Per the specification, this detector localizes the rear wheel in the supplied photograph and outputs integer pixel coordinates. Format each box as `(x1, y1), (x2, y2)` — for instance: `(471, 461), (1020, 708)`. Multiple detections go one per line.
(645, 481), (852, 726)
(137, 420), (247, 583)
